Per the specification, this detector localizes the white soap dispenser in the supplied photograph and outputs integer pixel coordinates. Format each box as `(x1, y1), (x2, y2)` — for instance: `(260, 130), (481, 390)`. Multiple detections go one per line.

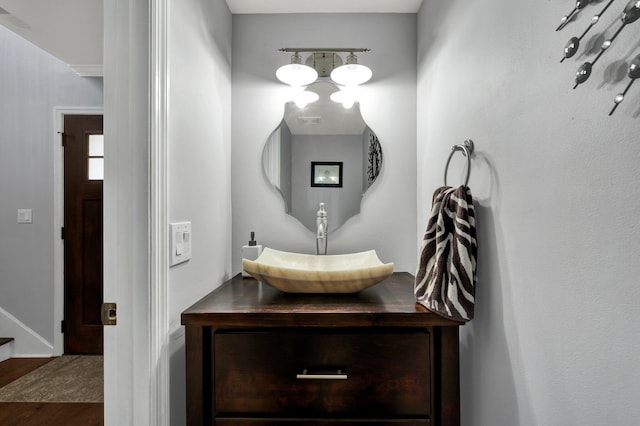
(241, 231), (263, 277)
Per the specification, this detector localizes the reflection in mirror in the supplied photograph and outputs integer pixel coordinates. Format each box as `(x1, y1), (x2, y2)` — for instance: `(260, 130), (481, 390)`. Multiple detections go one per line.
(262, 81), (382, 232)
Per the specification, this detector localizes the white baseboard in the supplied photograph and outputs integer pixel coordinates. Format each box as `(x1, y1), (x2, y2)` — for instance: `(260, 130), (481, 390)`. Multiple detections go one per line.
(0, 307), (53, 358)
(0, 340), (13, 362)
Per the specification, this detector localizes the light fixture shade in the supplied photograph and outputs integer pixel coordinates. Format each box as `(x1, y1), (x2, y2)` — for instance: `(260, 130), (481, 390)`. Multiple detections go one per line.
(330, 62), (372, 86)
(276, 63), (318, 86)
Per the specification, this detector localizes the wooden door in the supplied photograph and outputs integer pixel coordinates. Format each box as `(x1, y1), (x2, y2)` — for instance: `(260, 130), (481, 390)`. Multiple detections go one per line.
(63, 114), (104, 354)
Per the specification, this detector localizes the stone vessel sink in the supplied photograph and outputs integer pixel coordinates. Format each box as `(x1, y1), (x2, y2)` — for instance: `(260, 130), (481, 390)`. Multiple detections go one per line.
(242, 247), (395, 293)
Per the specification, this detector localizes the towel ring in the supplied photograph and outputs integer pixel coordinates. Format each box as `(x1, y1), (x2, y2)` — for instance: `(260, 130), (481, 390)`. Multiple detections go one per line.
(444, 139), (474, 187)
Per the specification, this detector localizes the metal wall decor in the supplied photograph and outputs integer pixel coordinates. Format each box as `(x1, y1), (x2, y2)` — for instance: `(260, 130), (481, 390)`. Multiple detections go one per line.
(609, 54), (640, 114)
(557, 0), (640, 115)
(367, 132), (382, 187)
(557, 0), (591, 31)
(560, 0), (616, 62)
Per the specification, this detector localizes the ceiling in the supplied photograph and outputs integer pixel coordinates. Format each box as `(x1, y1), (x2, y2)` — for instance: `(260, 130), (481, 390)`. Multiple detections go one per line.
(0, 0), (422, 77)
(226, 0), (423, 14)
(0, 0), (103, 76)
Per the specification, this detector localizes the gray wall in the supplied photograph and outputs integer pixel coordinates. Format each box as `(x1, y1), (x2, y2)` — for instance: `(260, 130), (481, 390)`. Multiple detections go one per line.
(0, 25), (103, 345)
(232, 13), (417, 269)
(417, 1), (640, 424)
(291, 134), (362, 232)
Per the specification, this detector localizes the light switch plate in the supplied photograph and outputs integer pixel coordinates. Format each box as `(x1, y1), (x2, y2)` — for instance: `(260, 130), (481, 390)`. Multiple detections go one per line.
(17, 209), (32, 224)
(170, 222), (192, 266)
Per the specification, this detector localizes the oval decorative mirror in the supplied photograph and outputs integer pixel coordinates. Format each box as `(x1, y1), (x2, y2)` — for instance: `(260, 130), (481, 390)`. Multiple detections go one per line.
(262, 81), (383, 232)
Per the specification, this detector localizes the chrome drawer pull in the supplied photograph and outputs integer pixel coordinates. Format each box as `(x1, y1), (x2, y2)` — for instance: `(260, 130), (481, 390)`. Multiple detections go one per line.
(296, 368), (348, 380)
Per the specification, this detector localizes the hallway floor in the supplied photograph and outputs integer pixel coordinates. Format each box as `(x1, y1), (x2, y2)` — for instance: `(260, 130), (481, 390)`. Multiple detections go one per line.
(0, 358), (103, 425)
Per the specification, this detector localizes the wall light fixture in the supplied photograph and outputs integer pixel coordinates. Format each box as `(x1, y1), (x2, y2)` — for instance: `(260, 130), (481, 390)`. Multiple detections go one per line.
(330, 52), (373, 86)
(276, 52), (318, 86)
(277, 48), (372, 88)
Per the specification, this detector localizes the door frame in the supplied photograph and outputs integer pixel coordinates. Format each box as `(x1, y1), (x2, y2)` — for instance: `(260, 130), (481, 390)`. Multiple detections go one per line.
(53, 107), (104, 356)
(149, 0), (170, 423)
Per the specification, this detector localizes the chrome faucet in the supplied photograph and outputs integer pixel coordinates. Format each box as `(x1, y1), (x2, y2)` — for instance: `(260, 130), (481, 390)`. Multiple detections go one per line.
(316, 202), (328, 255)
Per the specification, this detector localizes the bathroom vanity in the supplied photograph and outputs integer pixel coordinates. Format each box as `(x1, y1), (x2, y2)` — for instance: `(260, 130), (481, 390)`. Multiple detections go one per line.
(181, 272), (462, 425)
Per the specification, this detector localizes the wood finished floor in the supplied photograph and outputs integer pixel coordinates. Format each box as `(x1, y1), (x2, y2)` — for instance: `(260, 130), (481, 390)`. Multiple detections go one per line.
(0, 358), (103, 426)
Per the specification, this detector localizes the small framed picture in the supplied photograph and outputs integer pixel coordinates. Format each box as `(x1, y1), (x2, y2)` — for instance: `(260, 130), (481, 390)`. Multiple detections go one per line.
(311, 161), (343, 187)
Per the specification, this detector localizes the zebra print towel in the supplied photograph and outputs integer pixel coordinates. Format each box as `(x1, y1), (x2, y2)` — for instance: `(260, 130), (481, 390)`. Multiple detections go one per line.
(415, 185), (477, 322)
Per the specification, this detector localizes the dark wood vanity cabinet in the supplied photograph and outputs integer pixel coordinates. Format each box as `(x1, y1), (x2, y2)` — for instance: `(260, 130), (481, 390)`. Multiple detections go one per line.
(181, 273), (462, 426)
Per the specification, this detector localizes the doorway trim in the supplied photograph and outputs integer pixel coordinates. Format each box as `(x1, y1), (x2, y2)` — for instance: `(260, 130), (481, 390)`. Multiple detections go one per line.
(53, 106), (104, 356)
(149, 0), (170, 423)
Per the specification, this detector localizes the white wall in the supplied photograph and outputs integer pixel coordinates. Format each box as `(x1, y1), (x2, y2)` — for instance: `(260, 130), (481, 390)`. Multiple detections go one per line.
(0, 25), (103, 349)
(167, 0), (232, 424)
(417, 1), (640, 425)
(232, 13), (417, 271)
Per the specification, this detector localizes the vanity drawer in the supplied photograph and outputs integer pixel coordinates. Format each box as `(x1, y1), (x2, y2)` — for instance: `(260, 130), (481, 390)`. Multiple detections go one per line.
(215, 419), (430, 425)
(214, 330), (431, 416)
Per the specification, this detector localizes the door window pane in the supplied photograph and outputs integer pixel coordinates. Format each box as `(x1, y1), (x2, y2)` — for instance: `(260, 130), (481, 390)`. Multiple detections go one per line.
(89, 134), (104, 156)
(88, 158), (104, 180)
(88, 134), (104, 180)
